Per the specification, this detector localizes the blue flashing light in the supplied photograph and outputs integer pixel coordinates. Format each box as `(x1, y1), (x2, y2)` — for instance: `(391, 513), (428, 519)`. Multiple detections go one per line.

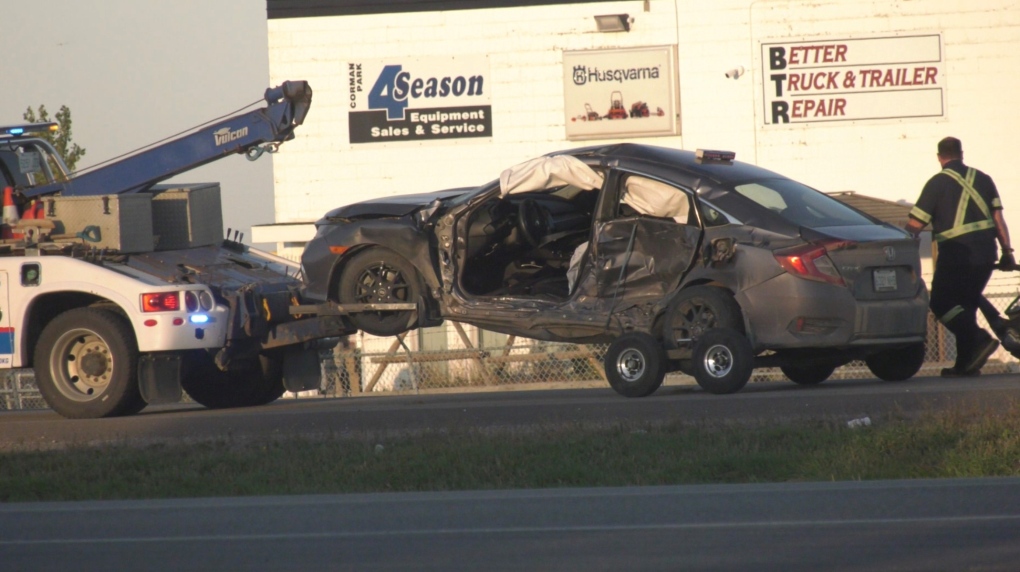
(190, 314), (210, 324)
(9, 128), (24, 135)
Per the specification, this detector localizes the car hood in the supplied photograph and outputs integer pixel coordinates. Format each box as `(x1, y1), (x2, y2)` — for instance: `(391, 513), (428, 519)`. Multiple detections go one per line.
(322, 188), (470, 219)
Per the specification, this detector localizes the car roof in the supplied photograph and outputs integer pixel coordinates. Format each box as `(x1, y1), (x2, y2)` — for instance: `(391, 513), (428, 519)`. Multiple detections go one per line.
(569, 143), (786, 185)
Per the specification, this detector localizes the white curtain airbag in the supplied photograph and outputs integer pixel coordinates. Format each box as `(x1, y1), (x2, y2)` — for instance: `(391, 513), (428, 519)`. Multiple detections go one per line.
(621, 177), (690, 222)
(499, 155), (603, 197)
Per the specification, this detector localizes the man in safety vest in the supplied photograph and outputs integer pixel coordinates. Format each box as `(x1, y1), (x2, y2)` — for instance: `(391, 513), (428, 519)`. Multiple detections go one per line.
(906, 136), (1014, 377)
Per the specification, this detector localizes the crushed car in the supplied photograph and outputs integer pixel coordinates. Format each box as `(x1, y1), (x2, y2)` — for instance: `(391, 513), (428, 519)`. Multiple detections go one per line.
(301, 144), (929, 396)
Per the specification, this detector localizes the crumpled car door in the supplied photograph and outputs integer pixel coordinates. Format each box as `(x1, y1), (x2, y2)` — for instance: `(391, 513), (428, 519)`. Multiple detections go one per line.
(588, 217), (700, 301)
(580, 174), (701, 304)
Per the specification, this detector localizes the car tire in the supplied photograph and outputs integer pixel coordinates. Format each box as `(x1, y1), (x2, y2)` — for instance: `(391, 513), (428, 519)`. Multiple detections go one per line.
(338, 248), (421, 337)
(604, 332), (667, 398)
(865, 342), (925, 381)
(33, 307), (144, 419)
(780, 363), (836, 385)
(662, 286), (743, 348)
(691, 328), (754, 395)
(181, 350), (286, 409)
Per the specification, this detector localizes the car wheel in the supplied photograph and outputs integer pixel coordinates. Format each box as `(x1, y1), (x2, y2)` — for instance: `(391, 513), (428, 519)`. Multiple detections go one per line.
(662, 286), (743, 348)
(33, 308), (144, 419)
(780, 363), (836, 385)
(691, 328), (754, 395)
(865, 342), (925, 381)
(181, 350), (286, 409)
(338, 248), (421, 337)
(604, 332), (667, 398)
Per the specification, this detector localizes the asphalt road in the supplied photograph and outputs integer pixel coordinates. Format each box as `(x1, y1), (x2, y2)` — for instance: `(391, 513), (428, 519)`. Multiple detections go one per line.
(0, 373), (1018, 450)
(2, 374), (1019, 570)
(2, 478), (1019, 571)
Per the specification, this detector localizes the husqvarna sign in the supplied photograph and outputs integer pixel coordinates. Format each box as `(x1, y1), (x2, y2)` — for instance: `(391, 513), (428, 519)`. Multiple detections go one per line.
(563, 46), (678, 140)
(348, 56), (492, 144)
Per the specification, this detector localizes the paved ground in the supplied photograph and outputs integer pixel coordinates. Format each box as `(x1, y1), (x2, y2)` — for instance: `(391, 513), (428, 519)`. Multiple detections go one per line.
(0, 373), (1017, 450)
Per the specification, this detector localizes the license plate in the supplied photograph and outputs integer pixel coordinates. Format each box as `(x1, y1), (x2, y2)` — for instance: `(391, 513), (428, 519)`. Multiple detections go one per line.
(873, 268), (897, 292)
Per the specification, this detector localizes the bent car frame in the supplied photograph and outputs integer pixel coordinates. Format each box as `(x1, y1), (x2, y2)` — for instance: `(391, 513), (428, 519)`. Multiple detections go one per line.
(301, 144), (928, 396)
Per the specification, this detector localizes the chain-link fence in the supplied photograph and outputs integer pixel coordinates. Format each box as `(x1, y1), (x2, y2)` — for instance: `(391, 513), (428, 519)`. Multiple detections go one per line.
(5, 272), (1019, 410)
(322, 271), (1020, 395)
(0, 370), (46, 411)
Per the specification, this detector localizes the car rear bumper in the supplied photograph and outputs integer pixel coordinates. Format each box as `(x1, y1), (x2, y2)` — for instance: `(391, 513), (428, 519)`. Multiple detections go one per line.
(738, 273), (928, 351)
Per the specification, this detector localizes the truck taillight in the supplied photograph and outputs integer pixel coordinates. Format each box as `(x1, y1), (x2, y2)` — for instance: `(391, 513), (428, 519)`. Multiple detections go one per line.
(141, 292), (181, 312)
(774, 243), (845, 286)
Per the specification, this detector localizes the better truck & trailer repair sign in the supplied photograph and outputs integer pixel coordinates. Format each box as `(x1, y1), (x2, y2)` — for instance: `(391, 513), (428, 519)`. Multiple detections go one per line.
(760, 34), (944, 125)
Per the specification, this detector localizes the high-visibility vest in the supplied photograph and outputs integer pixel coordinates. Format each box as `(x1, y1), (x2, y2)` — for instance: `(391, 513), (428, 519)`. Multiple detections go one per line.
(930, 168), (997, 243)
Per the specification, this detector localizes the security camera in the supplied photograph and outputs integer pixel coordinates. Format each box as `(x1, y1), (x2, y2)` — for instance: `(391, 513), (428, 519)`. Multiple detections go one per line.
(724, 66), (745, 79)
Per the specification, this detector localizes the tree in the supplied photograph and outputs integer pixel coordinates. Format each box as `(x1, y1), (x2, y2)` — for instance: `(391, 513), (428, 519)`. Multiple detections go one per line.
(22, 104), (86, 173)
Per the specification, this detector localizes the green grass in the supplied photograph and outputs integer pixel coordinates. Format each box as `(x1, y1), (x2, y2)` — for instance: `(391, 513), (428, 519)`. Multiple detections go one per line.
(2, 402), (1019, 502)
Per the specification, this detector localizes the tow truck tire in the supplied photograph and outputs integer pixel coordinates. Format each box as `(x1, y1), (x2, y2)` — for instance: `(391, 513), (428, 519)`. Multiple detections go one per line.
(604, 333), (667, 398)
(781, 363), (837, 385)
(181, 351), (286, 409)
(34, 307), (143, 419)
(865, 342), (925, 381)
(338, 248), (421, 337)
(691, 328), (754, 395)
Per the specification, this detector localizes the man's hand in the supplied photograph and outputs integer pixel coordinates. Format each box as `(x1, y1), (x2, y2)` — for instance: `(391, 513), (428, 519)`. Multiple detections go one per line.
(1000, 249), (1016, 271)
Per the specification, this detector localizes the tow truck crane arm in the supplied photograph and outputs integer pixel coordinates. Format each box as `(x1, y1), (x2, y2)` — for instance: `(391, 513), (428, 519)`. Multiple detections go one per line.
(21, 80), (311, 199)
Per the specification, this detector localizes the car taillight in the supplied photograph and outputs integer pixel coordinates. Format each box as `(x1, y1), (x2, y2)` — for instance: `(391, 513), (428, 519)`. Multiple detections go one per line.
(774, 243), (845, 286)
(141, 292), (181, 312)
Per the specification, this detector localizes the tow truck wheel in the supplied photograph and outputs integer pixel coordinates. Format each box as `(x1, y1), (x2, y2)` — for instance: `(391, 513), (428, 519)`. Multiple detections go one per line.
(181, 350), (285, 409)
(34, 307), (144, 419)
(338, 248), (421, 337)
(691, 328), (754, 395)
(865, 342), (925, 381)
(604, 332), (667, 398)
(780, 363), (837, 385)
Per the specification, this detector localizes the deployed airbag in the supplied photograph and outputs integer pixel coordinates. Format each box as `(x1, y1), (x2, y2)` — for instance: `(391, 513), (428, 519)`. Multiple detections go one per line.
(622, 176), (690, 222)
(499, 155), (604, 196)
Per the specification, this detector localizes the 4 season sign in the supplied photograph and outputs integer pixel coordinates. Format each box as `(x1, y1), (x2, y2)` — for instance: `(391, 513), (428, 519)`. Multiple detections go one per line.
(348, 57), (492, 144)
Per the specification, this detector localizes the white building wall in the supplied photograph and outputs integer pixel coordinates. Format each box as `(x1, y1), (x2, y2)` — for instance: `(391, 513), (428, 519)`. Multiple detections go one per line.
(266, 1), (680, 234)
(264, 0), (1020, 256)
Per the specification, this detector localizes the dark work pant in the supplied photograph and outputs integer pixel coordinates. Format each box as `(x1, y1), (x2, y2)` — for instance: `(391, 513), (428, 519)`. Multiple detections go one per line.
(930, 261), (994, 366)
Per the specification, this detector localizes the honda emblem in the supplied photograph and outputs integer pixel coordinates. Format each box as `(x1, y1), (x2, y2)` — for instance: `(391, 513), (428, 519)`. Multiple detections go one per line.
(884, 246), (896, 261)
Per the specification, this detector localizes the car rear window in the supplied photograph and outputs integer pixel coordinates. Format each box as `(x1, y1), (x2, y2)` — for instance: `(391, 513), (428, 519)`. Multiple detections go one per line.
(734, 179), (874, 228)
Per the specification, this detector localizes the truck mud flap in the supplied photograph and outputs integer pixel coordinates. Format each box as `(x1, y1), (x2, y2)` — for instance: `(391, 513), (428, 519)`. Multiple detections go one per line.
(138, 354), (183, 405)
(282, 347), (323, 393)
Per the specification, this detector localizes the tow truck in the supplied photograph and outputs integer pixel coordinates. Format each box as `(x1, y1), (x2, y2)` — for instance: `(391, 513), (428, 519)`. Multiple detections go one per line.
(0, 81), (353, 419)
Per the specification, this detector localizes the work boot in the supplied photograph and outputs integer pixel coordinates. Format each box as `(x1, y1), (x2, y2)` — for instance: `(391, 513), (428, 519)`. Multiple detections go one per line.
(960, 331), (999, 374)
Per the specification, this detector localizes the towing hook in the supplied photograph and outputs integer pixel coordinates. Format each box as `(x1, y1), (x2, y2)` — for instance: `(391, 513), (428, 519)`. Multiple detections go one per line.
(245, 143), (279, 161)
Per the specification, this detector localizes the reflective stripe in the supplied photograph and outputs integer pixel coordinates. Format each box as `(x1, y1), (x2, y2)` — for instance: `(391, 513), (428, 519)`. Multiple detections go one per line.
(934, 168), (994, 241)
(940, 305), (965, 324)
(992, 197), (1002, 209)
(909, 205), (932, 224)
(935, 219), (996, 242)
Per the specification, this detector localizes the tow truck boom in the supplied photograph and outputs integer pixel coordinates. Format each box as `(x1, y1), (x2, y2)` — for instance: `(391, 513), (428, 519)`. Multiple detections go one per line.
(21, 80), (311, 198)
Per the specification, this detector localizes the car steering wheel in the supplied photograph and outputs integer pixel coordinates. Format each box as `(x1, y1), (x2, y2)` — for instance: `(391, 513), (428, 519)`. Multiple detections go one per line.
(517, 198), (550, 247)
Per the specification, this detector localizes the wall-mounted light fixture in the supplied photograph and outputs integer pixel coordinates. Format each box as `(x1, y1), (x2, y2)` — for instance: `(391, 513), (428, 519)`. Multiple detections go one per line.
(594, 14), (630, 33)
(724, 66), (746, 80)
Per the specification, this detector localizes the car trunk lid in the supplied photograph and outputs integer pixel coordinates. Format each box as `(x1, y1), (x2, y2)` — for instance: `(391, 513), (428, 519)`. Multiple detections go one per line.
(804, 225), (922, 300)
